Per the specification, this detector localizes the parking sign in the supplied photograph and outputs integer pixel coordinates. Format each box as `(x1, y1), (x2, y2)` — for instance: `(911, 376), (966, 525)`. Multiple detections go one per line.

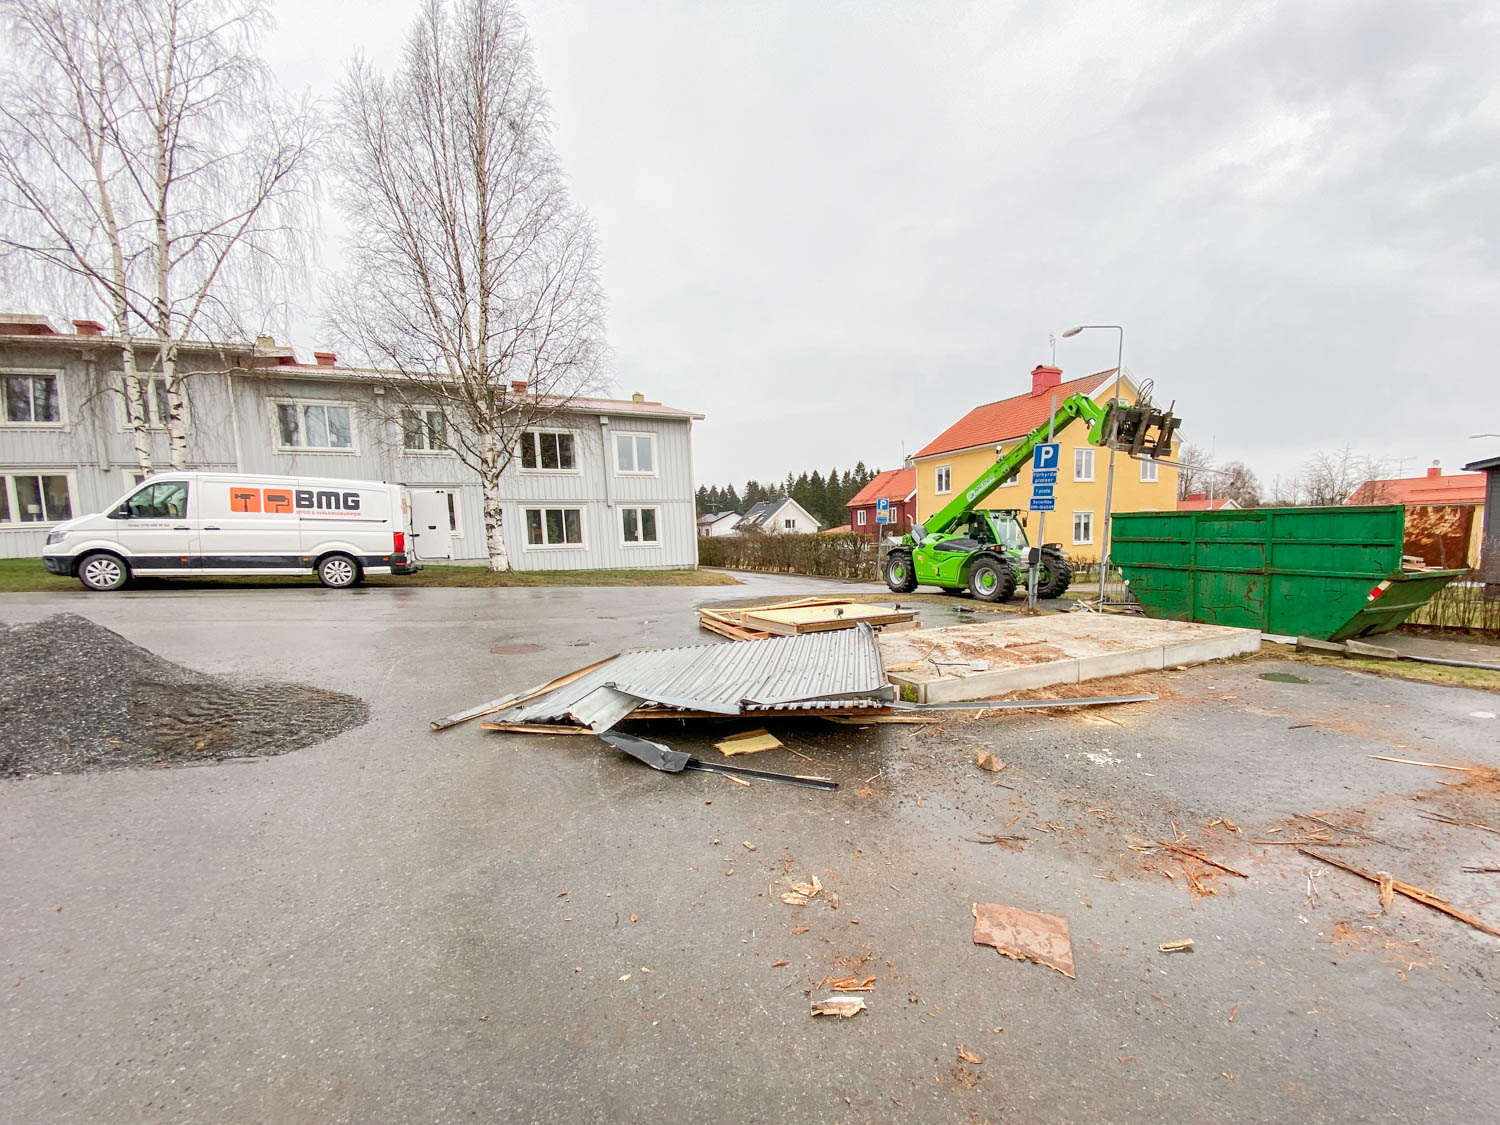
(1033, 443), (1060, 472)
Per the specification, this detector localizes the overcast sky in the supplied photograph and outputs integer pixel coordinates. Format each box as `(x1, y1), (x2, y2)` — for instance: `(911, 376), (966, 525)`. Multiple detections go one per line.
(265, 0), (1500, 491)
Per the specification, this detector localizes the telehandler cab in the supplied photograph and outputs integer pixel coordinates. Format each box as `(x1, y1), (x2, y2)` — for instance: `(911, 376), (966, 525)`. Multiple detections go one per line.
(883, 391), (1179, 601)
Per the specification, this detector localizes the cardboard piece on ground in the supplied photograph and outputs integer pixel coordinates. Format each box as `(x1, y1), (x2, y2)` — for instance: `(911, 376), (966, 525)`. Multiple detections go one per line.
(972, 902), (1075, 979)
(715, 729), (783, 756)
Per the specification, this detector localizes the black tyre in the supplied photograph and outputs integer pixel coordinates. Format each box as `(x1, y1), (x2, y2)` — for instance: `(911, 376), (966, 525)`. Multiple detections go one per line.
(317, 553), (361, 588)
(77, 552), (129, 592)
(884, 551), (918, 593)
(1038, 553), (1073, 599)
(967, 556), (1017, 603)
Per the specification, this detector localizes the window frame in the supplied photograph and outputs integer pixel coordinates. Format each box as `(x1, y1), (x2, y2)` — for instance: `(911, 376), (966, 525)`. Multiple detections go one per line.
(856, 508), (867, 526)
(270, 398), (358, 454)
(522, 505), (586, 549)
(518, 428), (581, 474)
(401, 406), (449, 454)
(0, 470), (77, 528)
(2, 369), (65, 429)
(115, 374), (179, 432)
(1072, 510), (1094, 545)
(619, 505), (661, 547)
(1073, 447), (1095, 482)
(612, 430), (658, 477)
(934, 465), (952, 495)
(1139, 458), (1159, 483)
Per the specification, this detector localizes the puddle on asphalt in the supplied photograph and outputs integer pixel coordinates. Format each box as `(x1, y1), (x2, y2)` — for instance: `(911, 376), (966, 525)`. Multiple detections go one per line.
(1259, 672), (1314, 684)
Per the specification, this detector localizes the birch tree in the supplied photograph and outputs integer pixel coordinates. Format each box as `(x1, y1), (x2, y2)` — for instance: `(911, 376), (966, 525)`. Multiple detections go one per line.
(328, 0), (606, 571)
(0, 0), (317, 471)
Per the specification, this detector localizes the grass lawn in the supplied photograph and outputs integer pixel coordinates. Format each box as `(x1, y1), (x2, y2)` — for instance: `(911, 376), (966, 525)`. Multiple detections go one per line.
(0, 557), (740, 593)
(1278, 650), (1500, 694)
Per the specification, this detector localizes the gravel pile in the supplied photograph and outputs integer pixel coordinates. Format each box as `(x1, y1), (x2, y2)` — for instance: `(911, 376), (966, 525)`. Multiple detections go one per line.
(0, 613), (370, 779)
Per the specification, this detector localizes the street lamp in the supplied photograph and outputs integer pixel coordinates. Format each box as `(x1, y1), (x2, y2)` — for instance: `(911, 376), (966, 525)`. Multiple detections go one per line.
(1059, 324), (1125, 604)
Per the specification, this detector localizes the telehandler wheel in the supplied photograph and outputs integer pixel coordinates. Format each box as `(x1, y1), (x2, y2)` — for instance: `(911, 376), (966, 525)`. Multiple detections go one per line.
(1038, 554), (1073, 599)
(884, 551), (918, 593)
(967, 556), (1017, 603)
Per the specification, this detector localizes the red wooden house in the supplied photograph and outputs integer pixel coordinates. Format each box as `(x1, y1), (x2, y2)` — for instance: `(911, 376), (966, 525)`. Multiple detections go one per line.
(846, 467), (916, 539)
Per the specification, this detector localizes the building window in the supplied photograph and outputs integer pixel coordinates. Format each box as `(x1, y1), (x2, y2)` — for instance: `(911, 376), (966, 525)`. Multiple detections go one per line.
(620, 506), (659, 545)
(1074, 448), (1094, 482)
(935, 466), (952, 494)
(446, 492), (460, 534)
(1140, 458), (1158, 482)
(402, 407), (447, 452)
(857, 509), (867, 525)
(1072, 511), (1093, 545)
(524, 506), (583, 547)
(1, 473), (73, 523)
(614, 432), (656, 475)
(519, 430), (576, 471)
(3, 373), (61, 425)
(275, 400), (354, 451)
(784, 518), (795, 529)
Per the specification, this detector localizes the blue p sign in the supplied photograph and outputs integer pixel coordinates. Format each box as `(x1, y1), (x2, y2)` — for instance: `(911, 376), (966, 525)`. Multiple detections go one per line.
(1033, 443), (1060, 472)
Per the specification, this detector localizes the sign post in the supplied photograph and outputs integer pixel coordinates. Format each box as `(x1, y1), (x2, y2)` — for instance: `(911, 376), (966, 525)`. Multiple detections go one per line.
(1026, 396), (1059, 611)
(875, 497), (889, 540)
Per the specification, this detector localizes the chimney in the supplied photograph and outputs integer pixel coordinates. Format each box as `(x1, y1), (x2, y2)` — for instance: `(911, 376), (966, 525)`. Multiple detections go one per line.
(510, 380), (528, 394)
(631, 392), (645, 403)
(1426, 460), (1441, 478)
(1030, 364), (1063, 397)
(313, 351), (337, 367)
(72, 319), (105, 336)
(256, 334), (276, 349)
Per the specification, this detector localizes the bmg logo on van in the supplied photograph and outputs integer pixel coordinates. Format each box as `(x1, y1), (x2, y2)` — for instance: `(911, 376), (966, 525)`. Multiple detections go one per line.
(229, 487), (361, 514)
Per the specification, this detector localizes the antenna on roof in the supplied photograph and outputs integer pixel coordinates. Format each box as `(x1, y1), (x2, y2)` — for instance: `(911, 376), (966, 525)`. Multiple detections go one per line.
(1049, 333), (1056, 365)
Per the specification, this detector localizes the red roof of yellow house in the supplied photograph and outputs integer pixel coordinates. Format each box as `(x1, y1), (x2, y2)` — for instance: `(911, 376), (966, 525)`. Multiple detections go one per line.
(914, 369), (1116, 459)
(1347, 468), (1485, 506)
(1177, 494), (1238, 511)
(847, 466), (916, 508)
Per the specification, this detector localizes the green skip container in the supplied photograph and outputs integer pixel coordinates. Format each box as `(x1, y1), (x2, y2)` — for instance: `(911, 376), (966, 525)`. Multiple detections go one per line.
(1109, 505), (1464, 641)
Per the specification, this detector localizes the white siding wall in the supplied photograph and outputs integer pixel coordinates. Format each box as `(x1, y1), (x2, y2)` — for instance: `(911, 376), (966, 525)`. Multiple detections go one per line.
(1, 339), (700, 569)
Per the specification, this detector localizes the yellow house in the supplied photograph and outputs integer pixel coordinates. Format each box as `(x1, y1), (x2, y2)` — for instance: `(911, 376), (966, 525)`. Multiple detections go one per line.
(911, 366), (1178, 563)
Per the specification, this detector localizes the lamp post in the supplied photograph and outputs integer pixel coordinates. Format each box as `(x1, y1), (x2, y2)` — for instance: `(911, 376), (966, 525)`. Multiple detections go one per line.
(1059, 324), (1124, 603)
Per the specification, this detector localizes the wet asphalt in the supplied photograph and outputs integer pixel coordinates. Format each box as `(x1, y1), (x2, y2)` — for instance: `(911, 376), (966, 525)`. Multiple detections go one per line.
(2, 577), (1499, 1123)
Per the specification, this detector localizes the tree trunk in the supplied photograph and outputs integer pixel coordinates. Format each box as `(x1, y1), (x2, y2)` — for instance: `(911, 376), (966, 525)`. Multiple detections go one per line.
(482, 472), (511, 572)
(165, 368), (189, 470)
(117, 338), (153, 475)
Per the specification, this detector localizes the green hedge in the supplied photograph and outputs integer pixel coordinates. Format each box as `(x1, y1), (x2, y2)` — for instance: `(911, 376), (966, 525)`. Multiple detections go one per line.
(699, 532), (881, 580)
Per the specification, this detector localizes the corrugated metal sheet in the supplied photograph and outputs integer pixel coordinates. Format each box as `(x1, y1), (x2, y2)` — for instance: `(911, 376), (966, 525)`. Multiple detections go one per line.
(508, 624), (892, 724)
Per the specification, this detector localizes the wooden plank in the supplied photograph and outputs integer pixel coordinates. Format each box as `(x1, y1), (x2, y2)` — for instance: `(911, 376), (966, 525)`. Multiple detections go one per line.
(479, 722), (593, 735)
(739, 603), (917, 636)
(430, 654), (620, 730)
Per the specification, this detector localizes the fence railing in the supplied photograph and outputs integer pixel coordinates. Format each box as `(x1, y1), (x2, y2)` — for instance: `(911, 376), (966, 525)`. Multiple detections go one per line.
(1405, 572), (1500, 634)
(699, 532), (881, 581)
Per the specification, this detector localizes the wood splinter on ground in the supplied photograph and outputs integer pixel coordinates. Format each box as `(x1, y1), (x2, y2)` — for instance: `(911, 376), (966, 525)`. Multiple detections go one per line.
(972, 902), (1075, 979)
(714, 729), (783, 756)
(811, 996), (867, 1019)
(1159, 939), (1195, 953)
(1157, 841), (1249, 879)
(781, 875), (823, 906)
(1299, 848), (1500, 939)
(976, 751), (1005, 773)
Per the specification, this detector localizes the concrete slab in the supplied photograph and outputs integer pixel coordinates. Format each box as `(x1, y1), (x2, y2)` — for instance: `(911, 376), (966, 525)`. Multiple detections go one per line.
(880, 611), (1260, 702)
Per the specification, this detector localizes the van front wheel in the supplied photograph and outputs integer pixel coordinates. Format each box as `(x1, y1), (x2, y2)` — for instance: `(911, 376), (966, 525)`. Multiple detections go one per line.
(78, 552), (128, 592)
(317, 554), (360, 589)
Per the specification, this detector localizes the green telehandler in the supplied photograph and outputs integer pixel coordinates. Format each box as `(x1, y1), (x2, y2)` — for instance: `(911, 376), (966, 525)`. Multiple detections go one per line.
(884, 391), (1180, 601)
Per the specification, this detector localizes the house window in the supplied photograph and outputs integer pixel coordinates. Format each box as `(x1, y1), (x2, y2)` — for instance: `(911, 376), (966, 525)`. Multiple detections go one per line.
(446, 492), (460, 534)
(1072, 511), (1093, 545)
(1140, 458), (1158, 482)
(3, 373), (61, 425)
(614, 432), (656, 475)
(402, 407), (447, 452)
(784, 518), (795, 529)
(519, 430), (576, 471)
(857, 509), (867, 525)
(524, 506), (583, 547)
(935, 466), (952, 494)
(621, 506), (660, 545)
(1074, 448), (1094, 481)
(275, 401), (354, 451)
(1, 473), (73, 523)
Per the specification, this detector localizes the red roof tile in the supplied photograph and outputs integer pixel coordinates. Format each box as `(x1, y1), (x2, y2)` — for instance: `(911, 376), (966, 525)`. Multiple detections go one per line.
(914, 370), (1117, 459)
(1347, 472), (1485, 506)
(1177, 496), (1237, 511)
(847, 466), (915, 508)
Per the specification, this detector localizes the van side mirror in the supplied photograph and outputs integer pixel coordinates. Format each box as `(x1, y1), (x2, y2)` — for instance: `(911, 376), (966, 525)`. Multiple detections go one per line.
(110, 505), (130, 519)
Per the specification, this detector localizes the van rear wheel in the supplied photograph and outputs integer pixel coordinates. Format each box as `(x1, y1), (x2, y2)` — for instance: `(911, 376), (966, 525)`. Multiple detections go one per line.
(317, 554), (360, 589)
(78, 552), (128, 592)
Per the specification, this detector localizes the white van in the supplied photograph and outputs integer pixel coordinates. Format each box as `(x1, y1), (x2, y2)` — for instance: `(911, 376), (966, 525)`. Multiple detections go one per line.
(42, 471), (429, 590)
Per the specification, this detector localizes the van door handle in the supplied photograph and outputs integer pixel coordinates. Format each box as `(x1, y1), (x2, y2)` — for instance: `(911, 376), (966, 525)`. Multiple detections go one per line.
(202, 526), (220, 531)
(175, 525), (191, 530)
